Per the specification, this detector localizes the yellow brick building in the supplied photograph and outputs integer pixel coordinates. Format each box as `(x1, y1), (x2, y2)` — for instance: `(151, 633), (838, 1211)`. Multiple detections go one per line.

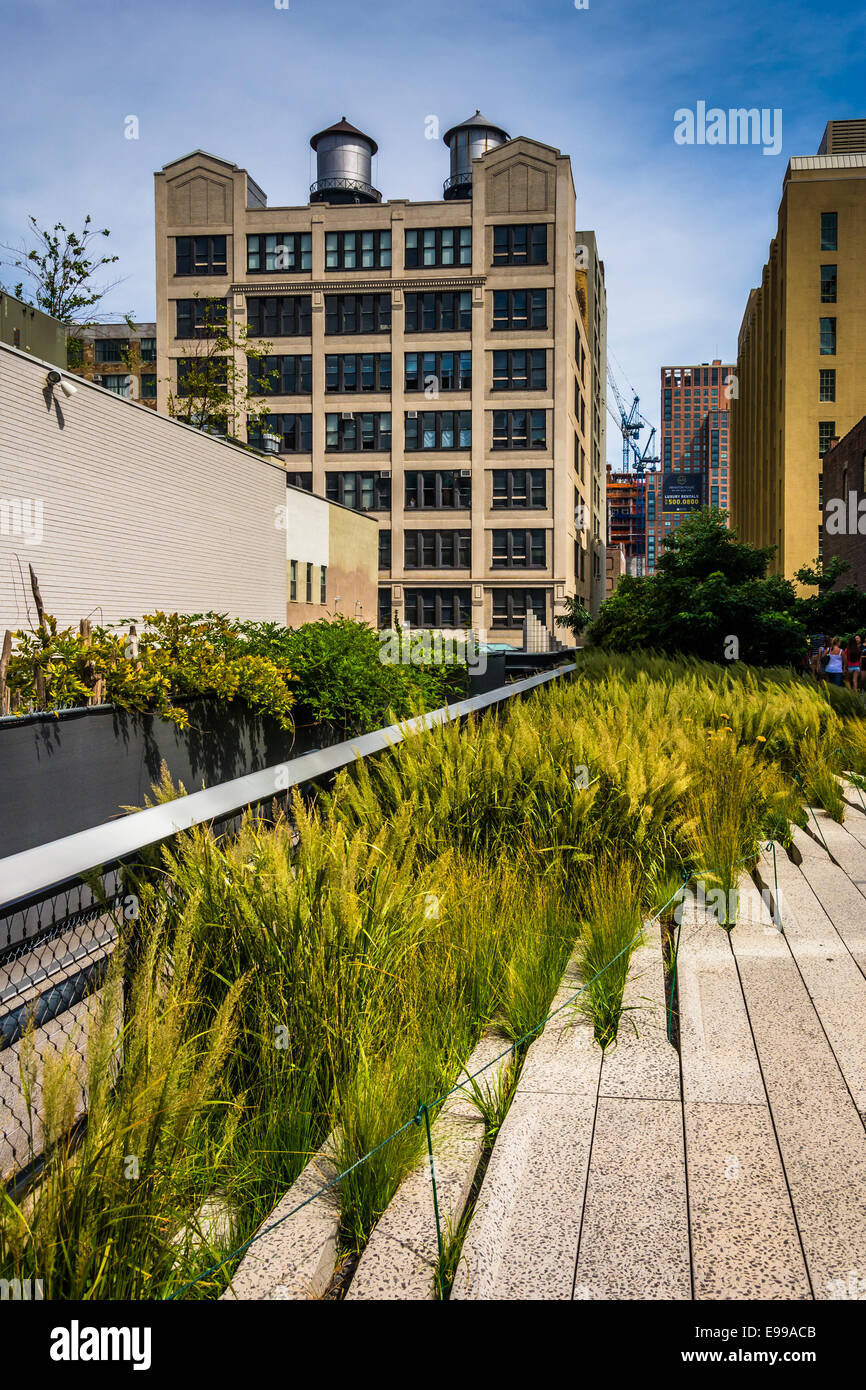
(731, 120), (866, 582)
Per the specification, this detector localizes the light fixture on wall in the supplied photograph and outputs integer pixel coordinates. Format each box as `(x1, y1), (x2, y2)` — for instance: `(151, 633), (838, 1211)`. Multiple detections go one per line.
(45, 370), (77, 398)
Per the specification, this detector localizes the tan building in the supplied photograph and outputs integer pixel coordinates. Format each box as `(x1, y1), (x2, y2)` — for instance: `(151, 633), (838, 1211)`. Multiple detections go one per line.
(0, 292), (66, 367)
(153, 111), (606, 640)
(0, 340), (376, 631)
(67, 321), (158, 408)
(731, 120), (866, 581)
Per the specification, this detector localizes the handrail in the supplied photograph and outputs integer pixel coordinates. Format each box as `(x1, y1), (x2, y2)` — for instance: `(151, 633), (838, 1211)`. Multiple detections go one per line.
(0, 665), (575, 912)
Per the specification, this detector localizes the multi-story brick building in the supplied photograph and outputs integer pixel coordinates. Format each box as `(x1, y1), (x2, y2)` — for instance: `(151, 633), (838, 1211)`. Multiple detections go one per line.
(731, 119), (866, 581)
(647, 359), (734, 573)
(153, 111), (606, 638)
(821, 415), (866, 589)
(67, 322), (158, 407)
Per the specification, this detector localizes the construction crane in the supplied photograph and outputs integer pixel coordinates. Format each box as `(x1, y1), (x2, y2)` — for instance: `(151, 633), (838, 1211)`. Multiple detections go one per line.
(605, 358), (660, 577)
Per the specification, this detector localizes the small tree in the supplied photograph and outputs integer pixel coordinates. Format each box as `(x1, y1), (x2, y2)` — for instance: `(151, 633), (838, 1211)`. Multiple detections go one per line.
(0, 214), (125, 325)
(167, 297), (275, 440)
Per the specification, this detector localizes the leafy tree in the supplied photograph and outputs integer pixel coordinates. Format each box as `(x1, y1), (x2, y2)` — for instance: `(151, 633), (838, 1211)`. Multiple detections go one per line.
(795, 556), (866, 639)
(555, 595), (593, 640)
(0, 214), (124, 325)
(166, 297), (274, 439)
(588, 510), (806, 666)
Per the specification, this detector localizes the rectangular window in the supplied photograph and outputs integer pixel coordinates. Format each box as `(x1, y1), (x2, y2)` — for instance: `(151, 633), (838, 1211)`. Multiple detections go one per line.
(492, 350), (546, 391)
(325, 472), (391, 511)
(405, 351), (471, 392)
(405, 411), (471, 451)
(176, 236), (227, 277)
(320, 565), (327, 603)
(325, 294), (391, 335)
(819, 317), (837, 355)
(378, 530), (391, 570)
(325, 230), (391, 271)
(492, 289), (547, 331)
(403, 589), (471, 627)
(404, 470), (471, 510)
(491, 589), (546, 628)
(491, 470), (546, 508)
(325, 412), (391, 452)
(96, 373), (132, 396)
(94, 339), (128, 363)
(140, 374), (157, 399)
(306, 564), (313, 603)
(248, 355), (313, 395)
(404, 530), (472, 569)
(176, 298), (227, 338)
(139, 338), (156, 363)
(246, 296), (312, 337)
(820, 265), (837, 303)
(491, 530), (546, 568)
(405, 226), (472, 268)
(248, 413), (312, 453)
(378, 587), (392, 628)
(247, 233), (312, 274)
(404, 291), (472, 333)
(820, 212), (838, 251)
(290, 560), (297, 602)
(819, 368), (836, 402)
(492, 410), (547, 450)
(176, 356), (228, 397)
(818, 421), (836, 456)
(325, 353), (391, 392)
(492, 224), (548, 266)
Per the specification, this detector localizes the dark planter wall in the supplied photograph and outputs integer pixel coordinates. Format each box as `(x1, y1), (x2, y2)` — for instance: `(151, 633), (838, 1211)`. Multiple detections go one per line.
(0, 701), (340, 858)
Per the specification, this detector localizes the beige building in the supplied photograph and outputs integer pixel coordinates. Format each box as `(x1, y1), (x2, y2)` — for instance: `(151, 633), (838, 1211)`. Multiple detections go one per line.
(0, 341), (376, 631)
(153, 111), (606, 640)
(0, 292), (66, 367)
(731, 120), (866, 581)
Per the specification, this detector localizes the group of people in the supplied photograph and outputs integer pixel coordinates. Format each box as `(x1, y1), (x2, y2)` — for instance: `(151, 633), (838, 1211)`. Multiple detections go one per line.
(809, 632), (865, 690)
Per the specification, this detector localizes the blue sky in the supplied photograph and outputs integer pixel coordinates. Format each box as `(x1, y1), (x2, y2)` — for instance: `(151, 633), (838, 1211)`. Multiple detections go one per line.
(2, 0), (864, 463)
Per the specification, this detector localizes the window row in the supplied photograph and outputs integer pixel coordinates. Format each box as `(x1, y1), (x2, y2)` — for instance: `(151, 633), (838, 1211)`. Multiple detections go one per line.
(289, 559), (329, 606)
(175, 225), (551, 277)
(192, 349), (548, 397)
(395, 588), (547, 629)
(289, 469), (549, 513)
(175, 290), (549, 338)
(242, 411), (549, 453)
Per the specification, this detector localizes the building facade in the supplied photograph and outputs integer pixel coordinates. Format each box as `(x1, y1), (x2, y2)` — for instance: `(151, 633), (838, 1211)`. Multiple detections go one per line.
(648, 359), (733, 573)
(67, 322), (158, 408)
(821, 415), (866, 589)
(575, 229), (607, 611)
(153, 112), (606, 639)
(731, 120), (866, 581)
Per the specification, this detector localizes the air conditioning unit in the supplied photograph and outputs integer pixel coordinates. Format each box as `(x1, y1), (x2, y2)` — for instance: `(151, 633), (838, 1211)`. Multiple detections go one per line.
(341, 411), (354, 420)
(459, 468), (472, 478)
(407, 410), (418, 419)
(379, 469), (391, 479)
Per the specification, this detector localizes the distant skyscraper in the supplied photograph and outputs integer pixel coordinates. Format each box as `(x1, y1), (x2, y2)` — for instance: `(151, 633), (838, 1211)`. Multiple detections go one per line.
(646, 359), (734, 574)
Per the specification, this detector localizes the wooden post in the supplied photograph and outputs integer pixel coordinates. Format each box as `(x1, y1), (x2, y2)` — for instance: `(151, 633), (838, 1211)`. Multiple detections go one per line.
(0, 631), (11, 716)
(29, 564), (46, 633)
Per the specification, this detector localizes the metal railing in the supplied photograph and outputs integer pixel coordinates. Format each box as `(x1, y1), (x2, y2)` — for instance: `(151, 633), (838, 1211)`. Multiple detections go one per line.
(0, 665), (575, 1179)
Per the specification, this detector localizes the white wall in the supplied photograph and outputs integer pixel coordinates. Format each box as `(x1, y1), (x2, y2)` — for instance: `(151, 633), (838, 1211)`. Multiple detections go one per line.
(282, 488), (330, 567)
(0, 344), (287, 630)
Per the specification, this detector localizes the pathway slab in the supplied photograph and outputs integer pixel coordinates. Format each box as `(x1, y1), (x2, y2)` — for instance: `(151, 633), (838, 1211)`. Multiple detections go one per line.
(600, 926), (679, 1102)
(679, 890), (808, 1299)
(347, 1032), (512, 1300)
(787, 832), (866, 972)
(221, 1140), (340, 1300)
(730, 878), (866, 1299)
(805, 809), (866, 896)
(754, 847), (866, 1109)
(451, 958), (602, 1301)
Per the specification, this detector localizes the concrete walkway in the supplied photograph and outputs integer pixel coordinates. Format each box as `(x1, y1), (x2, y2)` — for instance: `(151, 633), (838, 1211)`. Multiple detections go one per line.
(453, 835), (866, 1300)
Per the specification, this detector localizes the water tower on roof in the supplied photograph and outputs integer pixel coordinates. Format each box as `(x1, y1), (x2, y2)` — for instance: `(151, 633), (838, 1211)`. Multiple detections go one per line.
(442, 110), (510, 199)
(309, 117), (381, 204)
